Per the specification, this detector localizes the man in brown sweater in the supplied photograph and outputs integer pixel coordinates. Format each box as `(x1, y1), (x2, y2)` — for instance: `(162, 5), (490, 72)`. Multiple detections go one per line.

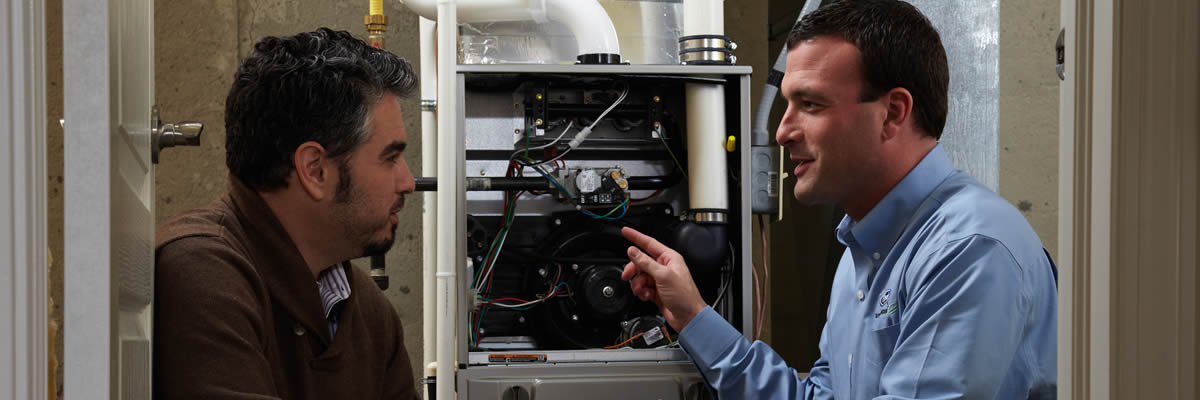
(153, 28), (420, 399)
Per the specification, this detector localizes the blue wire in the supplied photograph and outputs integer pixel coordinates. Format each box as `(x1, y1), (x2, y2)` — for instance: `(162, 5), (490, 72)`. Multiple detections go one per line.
(579, 196), (629, 220)
(522, 157), (573, 199)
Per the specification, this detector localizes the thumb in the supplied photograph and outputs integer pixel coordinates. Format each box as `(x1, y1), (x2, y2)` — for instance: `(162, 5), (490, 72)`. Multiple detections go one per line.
(627, 246), (670, 280)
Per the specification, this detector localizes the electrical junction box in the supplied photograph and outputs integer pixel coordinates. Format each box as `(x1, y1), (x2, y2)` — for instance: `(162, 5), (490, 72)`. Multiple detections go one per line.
(449, 64), (752, 399)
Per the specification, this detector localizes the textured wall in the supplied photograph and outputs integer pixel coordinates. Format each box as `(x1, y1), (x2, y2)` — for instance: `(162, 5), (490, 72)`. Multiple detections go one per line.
(998, 0), (1060, 256)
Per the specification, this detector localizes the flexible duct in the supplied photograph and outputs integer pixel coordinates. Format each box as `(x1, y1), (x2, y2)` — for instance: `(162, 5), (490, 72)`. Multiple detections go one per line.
(399, 0), (620, 58)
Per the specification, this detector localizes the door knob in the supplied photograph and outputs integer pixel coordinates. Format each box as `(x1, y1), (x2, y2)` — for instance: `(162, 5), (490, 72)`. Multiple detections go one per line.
(151, 106), (204, 163)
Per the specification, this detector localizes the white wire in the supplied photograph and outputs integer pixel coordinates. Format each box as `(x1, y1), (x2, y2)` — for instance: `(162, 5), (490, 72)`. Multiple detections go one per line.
(512, 120), (575, 161)
(587, 85), (629, 131)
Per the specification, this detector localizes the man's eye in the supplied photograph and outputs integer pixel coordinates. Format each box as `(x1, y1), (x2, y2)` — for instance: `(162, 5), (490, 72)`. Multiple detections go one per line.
(386, 154), (400, 163)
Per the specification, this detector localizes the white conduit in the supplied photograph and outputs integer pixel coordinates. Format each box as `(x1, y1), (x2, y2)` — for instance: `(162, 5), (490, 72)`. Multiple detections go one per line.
(685, 83), (729, 210)
(400, 0), (620, 56)
(417, 15), (437, 400)
(682, 0), (728, 211)
(682, 0), (723, 37)
(435, 0), (458, 398)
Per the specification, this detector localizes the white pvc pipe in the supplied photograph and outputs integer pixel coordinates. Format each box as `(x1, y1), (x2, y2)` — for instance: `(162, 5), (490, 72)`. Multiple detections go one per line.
(435, 0), (458, 398)
(543, 0), (620, 55)
(683, 0), (723, 37)
(418, 15), (438, 400)
(682, 0), (728, 211)
(685, 83), (729, 211)
(399, 0), (620, 56)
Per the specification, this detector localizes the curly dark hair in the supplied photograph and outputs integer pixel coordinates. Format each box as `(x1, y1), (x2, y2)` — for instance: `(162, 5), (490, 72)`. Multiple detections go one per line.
(224, 27), (417, 191)
(788, 0), (949, 139)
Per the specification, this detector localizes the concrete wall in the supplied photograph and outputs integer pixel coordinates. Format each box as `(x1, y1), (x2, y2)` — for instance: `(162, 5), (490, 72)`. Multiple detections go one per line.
(998, 1), (1060, 257)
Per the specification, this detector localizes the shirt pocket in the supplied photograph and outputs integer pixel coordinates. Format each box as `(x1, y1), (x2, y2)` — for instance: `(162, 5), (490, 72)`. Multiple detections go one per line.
(857, 315), (901, 398)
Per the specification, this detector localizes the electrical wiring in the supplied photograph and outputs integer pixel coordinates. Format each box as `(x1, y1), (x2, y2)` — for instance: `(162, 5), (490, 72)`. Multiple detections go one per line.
(712, 242), (736, 312)
(654, 127), (688, 179)
(519, 84), (630, 168)
(578, 193), (629, 220)
(754, 215), (770, 341)
(603, 332), (644, 349)
(512, 120), (575, 161)
(630, 189), (663, 202)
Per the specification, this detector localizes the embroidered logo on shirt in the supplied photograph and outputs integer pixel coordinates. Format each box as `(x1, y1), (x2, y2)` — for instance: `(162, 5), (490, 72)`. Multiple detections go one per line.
(875, 289), (898, 318)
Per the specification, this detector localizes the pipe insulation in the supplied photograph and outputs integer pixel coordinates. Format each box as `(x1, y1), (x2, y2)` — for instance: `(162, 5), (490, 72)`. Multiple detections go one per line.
(417, 15), (437, 397)
(435, 0), (458, 399)
(685, 83), (729, 211)
(399, 0), (620, 56)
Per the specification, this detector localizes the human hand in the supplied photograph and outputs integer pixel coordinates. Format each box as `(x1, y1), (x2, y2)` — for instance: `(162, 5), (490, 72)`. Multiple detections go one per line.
(620, 227), (707, 332)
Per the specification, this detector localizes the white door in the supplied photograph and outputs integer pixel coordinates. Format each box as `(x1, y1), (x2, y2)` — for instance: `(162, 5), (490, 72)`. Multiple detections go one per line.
(63, 0), (201, 398)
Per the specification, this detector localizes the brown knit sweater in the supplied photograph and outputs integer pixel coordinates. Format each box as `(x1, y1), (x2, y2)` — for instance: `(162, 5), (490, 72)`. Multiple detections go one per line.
(153, 178), (418, 399)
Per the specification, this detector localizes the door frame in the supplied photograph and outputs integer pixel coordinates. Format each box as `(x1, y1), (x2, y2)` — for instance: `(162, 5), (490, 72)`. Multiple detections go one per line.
(1061, 0), (1199, 398)
(1, 0), (50, 399)
(1059, 0), (1114, 398)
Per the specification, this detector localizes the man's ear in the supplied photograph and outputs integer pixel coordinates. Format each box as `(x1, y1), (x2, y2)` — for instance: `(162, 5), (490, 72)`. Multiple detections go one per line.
(881, 87), (915, 141)
(292, 141), (331, 201)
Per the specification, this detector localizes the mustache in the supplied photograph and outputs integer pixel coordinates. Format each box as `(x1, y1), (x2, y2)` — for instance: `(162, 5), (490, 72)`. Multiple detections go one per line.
(390, 196), (406, 214)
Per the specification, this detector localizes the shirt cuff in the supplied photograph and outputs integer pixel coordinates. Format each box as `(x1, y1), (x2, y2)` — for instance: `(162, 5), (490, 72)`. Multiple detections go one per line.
(678, 306), (746, 370)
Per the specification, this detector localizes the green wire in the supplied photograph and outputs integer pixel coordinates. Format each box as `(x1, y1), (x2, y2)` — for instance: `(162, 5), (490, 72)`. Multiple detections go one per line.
(657, 127), (686, 177)
(594, 194), (629, 218)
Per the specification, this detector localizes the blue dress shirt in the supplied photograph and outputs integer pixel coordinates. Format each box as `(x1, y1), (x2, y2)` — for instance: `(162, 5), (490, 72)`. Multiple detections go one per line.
(679, 145), (1057, 399)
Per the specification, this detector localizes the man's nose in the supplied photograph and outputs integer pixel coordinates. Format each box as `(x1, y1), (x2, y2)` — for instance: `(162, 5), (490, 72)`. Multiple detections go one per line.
(397, 159), (415, 194)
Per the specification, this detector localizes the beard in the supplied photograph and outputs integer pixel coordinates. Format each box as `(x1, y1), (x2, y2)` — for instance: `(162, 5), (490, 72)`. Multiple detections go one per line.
(334, 160), (399, 258)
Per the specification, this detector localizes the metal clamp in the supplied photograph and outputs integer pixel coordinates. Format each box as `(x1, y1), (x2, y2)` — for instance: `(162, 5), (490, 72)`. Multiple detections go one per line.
(679, 34), (738, 65)
(691, 211), (728, 224)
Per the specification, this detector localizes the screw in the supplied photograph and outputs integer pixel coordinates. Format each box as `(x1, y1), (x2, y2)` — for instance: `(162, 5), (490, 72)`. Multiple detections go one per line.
(479, 169), (487, 176)
(518, 316), (526, 324)
(535, 118), (543, 126)
(652, 96), (661, 103)
(653, 121), (661, 129)
(554, 218), (562, 226)
(514, 128), (521, 135)
(536, 93), (544, 100)
(584, 96), (592, 103)
(479, 328), (486, 335)
(571, 264), (579, 271)
(538, 268), (547, 277)
(514, 103), (520, 109)
(571, 314), (579, 321)
(602, 286), (614, 297)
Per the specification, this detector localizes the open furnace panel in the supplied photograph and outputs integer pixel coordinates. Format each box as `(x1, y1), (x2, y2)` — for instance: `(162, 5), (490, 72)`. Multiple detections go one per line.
(453, 64), (752, 399)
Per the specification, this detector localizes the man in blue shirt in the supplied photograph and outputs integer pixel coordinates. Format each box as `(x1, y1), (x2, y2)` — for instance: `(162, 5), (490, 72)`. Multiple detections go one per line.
(620, 1), (1057, 398)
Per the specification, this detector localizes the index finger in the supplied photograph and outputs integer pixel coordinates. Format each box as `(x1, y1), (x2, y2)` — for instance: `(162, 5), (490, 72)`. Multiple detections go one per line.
(621, 227), (674, 260)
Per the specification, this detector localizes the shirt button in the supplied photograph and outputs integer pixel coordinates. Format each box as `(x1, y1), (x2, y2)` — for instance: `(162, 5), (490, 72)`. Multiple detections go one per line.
(872, 252), (881, 260)
(293, 324), (306, 336)
(856, 290), (864, 300)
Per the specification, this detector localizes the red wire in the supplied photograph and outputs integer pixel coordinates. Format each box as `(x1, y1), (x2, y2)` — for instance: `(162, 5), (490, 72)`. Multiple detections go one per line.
(631, 189), (662, 202)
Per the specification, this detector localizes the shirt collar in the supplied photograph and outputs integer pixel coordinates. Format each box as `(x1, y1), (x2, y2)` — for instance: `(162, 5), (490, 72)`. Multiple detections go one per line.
(836, 144), (956, 255)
